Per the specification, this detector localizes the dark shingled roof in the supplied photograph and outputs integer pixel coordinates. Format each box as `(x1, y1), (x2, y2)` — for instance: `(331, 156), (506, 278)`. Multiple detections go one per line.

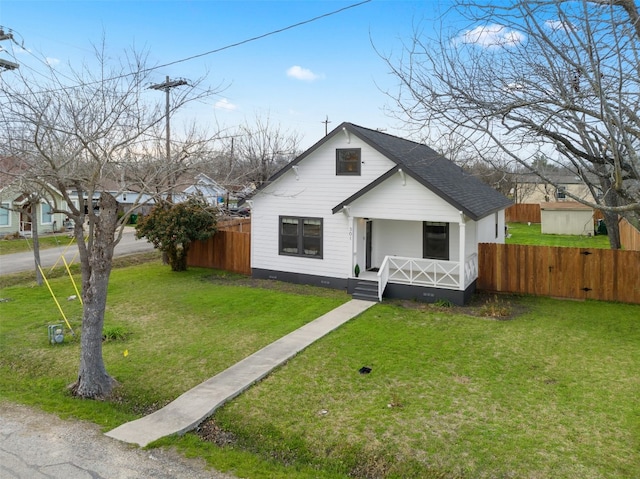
(344, 123), (512, 220)
(251, 122), (512, 220)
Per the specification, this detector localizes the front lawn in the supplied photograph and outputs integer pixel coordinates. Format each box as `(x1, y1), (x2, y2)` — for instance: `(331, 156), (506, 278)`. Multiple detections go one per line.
(1, 262), (638, 478)
(0, 233), (76, 255)
(506, 222), (610, 248)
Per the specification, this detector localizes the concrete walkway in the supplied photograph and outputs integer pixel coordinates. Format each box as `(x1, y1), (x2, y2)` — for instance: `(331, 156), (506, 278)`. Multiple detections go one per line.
(106, 299), (375, 447)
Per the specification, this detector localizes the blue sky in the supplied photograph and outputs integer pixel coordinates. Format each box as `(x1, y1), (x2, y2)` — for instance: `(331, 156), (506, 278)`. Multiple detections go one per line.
(0, 0), (455, 149)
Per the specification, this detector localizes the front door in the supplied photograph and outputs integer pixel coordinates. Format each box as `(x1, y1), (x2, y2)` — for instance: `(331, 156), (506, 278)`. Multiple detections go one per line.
(20, 207), (32, 232)
(365, 220), (373, 270)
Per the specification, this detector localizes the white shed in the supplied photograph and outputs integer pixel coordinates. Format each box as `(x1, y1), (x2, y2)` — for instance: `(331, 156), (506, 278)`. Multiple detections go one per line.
(540, 202), (594, 235)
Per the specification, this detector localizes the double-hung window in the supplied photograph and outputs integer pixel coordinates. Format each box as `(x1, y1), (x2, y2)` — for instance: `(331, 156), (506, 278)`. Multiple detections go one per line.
(41, 203), (53, 224)
(279, 216), (323, 258)
(0, 203), (10, 226)
(336, 148), (361, 175)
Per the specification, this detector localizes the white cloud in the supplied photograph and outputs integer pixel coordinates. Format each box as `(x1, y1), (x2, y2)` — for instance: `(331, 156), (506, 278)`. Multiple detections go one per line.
(286, 65), (321, 81)
(214, 98), (237, 111)
(459, 24), (525, 48)
(45, 57), (60, 66)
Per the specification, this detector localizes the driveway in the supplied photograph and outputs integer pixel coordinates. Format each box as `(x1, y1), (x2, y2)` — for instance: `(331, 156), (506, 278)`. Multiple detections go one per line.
(0, 227), (155, 276)
(0, 402), (235, 479)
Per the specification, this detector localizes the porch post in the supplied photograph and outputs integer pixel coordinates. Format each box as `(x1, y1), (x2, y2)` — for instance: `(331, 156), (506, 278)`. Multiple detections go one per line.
(342, 206), (358, 278)
(458, 213), (466, 290)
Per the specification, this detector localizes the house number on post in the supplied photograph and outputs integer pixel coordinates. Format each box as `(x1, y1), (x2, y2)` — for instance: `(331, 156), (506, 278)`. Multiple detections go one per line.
(348, 227), (353, 240)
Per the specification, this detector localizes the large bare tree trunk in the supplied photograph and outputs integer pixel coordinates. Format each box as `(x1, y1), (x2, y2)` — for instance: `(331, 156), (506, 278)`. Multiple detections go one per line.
(28, 204), (43, 286)
(600, 178), (622, 249)
(70, 193), (119, 398)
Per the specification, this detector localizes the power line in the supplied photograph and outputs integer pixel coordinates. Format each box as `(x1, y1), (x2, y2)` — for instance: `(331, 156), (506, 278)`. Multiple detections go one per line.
(2, 0), (372, 93)
(147, 0), (372, 72)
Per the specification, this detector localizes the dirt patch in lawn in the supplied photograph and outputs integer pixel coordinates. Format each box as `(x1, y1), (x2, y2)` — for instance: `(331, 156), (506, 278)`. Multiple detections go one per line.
(195, 419), (238, 447)
(392, 292), (529, 321)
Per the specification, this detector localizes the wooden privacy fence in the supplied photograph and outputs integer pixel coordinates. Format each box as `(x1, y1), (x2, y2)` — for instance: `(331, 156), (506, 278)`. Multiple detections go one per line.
(620, 217), (640, 251)
(478, 243), (640, 304)
(506, 204), (541, 223)
(506, 203), (605, 224)
(187, 230), (251, 275)
(216, 217), (251, 232)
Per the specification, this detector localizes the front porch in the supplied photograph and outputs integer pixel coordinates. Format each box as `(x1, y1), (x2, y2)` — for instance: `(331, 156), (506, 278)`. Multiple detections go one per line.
(347, 254), (479, 305)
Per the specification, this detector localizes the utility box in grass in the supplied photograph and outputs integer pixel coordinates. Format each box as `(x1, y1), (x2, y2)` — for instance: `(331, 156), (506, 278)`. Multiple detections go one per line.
(540, 202), (594, 235)
(48, 324), (64, 345)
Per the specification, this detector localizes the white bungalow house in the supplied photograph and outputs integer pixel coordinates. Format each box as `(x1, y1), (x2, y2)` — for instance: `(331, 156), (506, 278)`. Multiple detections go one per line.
(0, 185), (69, 238)
(243, 123), (512, 305)
(176, 173), (228, 207)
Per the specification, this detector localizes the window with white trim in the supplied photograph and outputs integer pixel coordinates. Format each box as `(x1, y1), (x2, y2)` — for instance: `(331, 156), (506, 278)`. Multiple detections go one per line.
(41, 203), (53, 224)
(279, 216), (323, 258)
(0, 203), (10, 226)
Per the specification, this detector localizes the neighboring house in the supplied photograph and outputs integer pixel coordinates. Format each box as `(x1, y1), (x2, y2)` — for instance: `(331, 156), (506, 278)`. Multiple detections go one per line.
(514, 170), (598, 204)
(0, 184), (69, 238)
(177, 173), (228, 206)
(540, 202), (594, 236)
(244, 122), (512, 305)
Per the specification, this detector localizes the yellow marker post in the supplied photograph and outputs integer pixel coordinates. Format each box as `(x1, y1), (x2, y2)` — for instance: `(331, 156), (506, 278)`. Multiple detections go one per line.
(61, 256), (83, 305)
(37, 264), (75, 336)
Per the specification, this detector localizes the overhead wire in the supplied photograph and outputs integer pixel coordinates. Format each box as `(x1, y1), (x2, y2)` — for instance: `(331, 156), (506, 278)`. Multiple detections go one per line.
(0, 0), (372, 94)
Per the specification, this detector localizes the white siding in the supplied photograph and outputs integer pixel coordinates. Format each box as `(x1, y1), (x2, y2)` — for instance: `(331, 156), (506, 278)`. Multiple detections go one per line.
(541, 209), (593, 235)
(348, 173), (461, 222)
(251, 135), (397, 279)
(476, 211), (505, 244)
(251, 132), (506, 280)
(374, 220), (422, 266)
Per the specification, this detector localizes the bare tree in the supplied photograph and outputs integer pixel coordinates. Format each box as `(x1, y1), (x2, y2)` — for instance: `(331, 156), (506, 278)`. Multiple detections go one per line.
(224, 114), (302, 187)
(384, 0), (640, 248)
(0, 43), (221, 398)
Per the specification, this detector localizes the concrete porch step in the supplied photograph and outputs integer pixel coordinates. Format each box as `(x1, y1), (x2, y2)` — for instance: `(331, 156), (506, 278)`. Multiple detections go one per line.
(352, 279), (379, 302)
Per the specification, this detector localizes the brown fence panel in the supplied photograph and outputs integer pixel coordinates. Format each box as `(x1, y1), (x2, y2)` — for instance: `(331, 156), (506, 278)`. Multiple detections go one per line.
(505, 204), (541, 223)
(620, 217), (640, 251)
(187, 230), (251, 275)
(478, 243), (640, 304)
(217, 218), (251, 232)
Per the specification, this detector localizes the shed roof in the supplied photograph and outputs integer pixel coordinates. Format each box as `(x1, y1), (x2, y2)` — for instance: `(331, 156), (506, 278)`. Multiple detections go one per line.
(540, 201), (593, 211)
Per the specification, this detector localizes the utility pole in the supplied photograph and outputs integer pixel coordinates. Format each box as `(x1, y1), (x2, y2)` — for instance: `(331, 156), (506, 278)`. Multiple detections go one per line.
(322, 115), (331, 136)
(0, 27), (19, 71)
(149, 76), (187, 201)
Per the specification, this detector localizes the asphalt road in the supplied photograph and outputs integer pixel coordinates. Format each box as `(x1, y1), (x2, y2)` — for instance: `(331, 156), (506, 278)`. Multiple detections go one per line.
(0, 227), (155, 276)
(0, 402), (235, 479)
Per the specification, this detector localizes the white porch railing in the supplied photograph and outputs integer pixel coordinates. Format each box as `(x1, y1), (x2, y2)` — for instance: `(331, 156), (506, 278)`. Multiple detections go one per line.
(19, 221), (33, 238)
(377, 253), (479, 300)
(464, 253), (478, 288)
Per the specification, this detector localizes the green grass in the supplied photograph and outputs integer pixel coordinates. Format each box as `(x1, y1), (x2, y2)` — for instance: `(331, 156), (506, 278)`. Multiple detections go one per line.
(1, 261), (639, 478)
(0, 232), (77, 255)
(506, 222), (611, 248)
(209, 298), (639, 478)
